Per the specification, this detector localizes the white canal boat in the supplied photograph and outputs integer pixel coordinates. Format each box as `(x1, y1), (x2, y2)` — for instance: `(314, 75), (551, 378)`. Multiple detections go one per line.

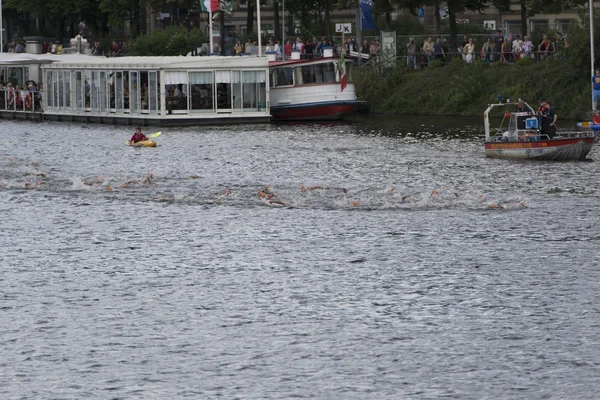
(0, 53), (271, 126)
(268, 49), (367, 121)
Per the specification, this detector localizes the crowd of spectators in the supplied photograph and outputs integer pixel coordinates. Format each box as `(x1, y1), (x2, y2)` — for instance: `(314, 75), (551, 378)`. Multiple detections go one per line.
(407, 30), (565, 69)
(2, 41), (27, 53)
(233, 36), (382, 61)
(0, 81), (42, 111)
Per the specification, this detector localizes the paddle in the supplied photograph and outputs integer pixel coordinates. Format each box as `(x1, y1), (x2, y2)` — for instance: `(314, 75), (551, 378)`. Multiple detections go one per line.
(148, 131), (161, 138)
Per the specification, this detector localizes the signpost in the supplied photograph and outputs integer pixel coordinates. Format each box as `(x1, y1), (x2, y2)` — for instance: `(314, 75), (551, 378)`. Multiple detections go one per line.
(336, 23), (352, 48)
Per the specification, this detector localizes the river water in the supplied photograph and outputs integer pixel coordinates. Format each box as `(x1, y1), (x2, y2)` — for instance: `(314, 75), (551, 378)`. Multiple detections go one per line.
(1, 117), (600, 399)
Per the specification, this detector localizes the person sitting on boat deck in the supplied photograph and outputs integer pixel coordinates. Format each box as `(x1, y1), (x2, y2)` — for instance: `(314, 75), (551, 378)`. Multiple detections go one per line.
(593, 110), (600, 125)
(130, 127), (148, 143)
(538, 99), (557, 138)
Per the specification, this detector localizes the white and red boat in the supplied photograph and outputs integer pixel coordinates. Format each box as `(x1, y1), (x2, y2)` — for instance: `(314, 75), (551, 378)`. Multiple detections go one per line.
(484, 101), (595, 160)
(268, 50), (366, 121)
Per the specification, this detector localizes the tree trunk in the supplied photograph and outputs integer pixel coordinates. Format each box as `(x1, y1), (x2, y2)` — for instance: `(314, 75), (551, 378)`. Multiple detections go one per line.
(520, 2), (528, 37)
(55, 16), (64, 42)
(324, 1), (331, 39)
(385, 11), (391, 30)
(287, 13), (293, 38)
(220, 11), (226, 55)
(447, 6), (458, 52)
(17, 13), (31, 37)
(247, 4), (254, 39)
(435, 4), (441, 34)
(274, 0), (280, 41)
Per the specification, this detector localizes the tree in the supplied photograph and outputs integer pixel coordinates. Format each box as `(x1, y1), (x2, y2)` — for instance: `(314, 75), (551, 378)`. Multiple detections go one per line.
(391, 0), (510, 52)
(521, 0), (587, 37)
(3, 0), (84, 39)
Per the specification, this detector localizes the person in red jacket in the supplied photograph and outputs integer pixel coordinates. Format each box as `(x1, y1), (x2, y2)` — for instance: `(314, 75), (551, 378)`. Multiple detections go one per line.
(130, 127), (147, 143)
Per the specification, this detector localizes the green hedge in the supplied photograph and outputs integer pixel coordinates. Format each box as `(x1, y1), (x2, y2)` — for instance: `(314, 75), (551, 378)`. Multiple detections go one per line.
(128, 26), (206, 56)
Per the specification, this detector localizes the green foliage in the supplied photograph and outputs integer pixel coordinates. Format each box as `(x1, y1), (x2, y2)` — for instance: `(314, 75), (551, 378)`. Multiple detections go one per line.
(128, 26), (206, 56)
(356, 57), (592, 119)
(517, 56), (533, 66)
(383, 15), (429, 36)
(564, 9), (600, 73)
(428, 59), (444, 69)
(440, 22), (489, 35)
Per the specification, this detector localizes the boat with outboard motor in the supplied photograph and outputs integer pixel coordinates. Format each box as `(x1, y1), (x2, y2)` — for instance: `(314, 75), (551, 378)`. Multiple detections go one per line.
(484, 101), (595, 160)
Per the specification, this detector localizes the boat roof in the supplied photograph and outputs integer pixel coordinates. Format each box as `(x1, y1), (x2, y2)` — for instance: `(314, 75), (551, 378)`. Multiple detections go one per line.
(0, 53), (269, 69)
(269, 56), (355, 67)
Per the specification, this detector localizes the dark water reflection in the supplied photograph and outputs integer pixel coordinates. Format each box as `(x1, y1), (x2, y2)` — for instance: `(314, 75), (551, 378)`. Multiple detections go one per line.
(1, 118), (600, 399)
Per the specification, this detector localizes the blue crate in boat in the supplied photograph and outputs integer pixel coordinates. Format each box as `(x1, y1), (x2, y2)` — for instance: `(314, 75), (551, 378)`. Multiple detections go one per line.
(525, 118), (538, 129)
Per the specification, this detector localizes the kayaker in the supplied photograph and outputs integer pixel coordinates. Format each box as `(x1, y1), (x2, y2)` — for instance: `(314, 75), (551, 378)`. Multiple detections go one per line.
(130, 127), (147, 143)
(593, 110), (600, 125)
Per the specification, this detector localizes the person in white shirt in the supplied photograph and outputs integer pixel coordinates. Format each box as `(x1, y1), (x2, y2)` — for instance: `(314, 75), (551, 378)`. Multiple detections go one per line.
(522, 36), (534, 59)
(273, 40), (281, 59)
(512, 34), (523, 61)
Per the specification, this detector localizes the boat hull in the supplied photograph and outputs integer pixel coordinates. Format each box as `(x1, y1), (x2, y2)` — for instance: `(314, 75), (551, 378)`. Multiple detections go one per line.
(271, 101), (366, 121)
(126, 140), (157, 147)
(484, 138), (594, 160)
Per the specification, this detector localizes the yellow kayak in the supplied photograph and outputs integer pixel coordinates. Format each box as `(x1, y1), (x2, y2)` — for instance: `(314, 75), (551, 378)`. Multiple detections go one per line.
(126, 140), (156, 147)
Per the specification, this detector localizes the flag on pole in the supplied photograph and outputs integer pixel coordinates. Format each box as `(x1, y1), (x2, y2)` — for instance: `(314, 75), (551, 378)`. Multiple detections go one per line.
(359, 0), (379, 31)
(337, 52), (347, 92)
(200, 0), (219, 12)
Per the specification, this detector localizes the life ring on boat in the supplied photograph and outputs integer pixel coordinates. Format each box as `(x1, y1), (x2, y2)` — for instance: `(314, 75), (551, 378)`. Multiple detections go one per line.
(25, 94), (32, 108)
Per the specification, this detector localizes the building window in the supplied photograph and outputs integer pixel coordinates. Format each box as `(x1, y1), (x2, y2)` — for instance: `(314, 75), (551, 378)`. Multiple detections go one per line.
(556, 19), (572, 33)
(530, 20), (549, 34)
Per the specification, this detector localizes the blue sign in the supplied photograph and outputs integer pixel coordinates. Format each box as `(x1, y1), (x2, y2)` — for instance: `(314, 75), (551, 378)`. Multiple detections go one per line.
(417, 8), (425, 18)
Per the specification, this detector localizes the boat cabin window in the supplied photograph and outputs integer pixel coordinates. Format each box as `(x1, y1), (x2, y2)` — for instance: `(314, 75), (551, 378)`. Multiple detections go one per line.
(190, 71), (214, 112)
(511, 111), (534, 131)
(165, 71), (189, 113)
(344, 61), (354, 81)
(296, 63), (336, 85)
(272, 67), (293, 87)
(1, 66), (28, 86)
(242, 70), (266, 111)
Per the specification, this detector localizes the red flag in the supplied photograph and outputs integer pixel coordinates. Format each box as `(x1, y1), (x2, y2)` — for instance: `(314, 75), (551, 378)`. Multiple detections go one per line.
(200, 0), (219, 12)
(337, 52), (347, 92)
(341, 73), (347, 92)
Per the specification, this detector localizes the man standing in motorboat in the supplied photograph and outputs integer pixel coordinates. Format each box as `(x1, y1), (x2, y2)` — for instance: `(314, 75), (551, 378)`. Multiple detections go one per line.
(538, 99), (557, 138)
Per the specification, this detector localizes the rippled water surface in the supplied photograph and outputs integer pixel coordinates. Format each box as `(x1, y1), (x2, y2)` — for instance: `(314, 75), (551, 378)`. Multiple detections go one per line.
(2, 117), (600, 399)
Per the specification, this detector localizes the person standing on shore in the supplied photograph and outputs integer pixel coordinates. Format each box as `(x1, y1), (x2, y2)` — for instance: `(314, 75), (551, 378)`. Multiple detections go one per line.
(592, 67), (600, 111)
(407, 37), (417, 69)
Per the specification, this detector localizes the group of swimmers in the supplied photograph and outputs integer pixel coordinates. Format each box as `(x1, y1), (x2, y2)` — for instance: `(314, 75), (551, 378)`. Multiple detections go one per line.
(8, 156), (523, 209)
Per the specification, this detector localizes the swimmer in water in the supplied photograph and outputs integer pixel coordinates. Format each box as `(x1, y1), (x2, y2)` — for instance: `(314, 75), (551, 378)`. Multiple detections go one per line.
(84, 176), (104, 186)
(258, 185), (287, 206)
(121, 173), (154, 188)
(300, 185), (348, 193)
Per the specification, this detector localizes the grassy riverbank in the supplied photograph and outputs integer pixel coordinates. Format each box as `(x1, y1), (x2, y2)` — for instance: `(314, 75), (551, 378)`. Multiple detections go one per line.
(355, 57), (591, 120)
